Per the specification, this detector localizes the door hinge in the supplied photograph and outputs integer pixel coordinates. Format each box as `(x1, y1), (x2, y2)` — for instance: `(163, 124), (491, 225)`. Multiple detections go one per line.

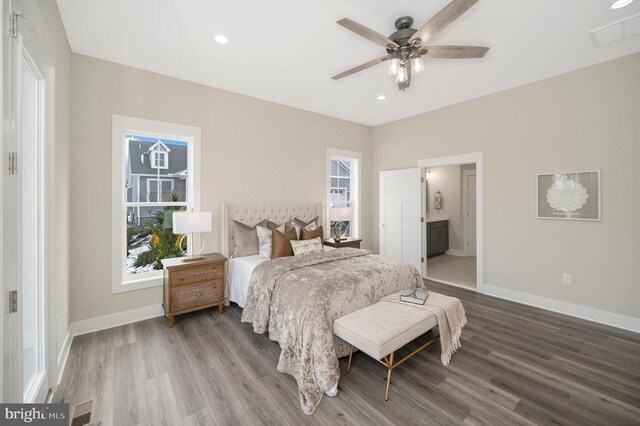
(421, 177), (425, 183)
(9, 290), (17, 313)
(8, 152), (17, 175)
(421, 257), (425, 263)
(8, 11), (28, 38)
(421, 217), (424, 223)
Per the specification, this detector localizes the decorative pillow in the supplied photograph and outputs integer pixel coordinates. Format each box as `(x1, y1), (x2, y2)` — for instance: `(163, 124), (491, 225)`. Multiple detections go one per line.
(291, 220), (317, 240)
(272, 227), (298, 258)
(293, 216), (319, 228)
(233, 219), (267, 257)
(301, 225), (324, 241)
(291, 237), (324, 256)
(266, 220), (282, 230)
(256, 224), (285, 259)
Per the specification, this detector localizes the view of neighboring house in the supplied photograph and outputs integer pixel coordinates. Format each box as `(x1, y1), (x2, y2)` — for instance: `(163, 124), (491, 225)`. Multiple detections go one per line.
(126, 137), (188, 226)
(329, 159), (353, 236)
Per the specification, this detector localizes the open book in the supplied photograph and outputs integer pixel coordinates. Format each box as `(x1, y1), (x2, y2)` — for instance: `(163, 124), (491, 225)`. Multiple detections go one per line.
(400, 288), (429, 305)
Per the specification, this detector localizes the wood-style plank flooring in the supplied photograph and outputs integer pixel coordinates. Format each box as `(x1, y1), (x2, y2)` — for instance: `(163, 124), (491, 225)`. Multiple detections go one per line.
(54, 281), (640, 425)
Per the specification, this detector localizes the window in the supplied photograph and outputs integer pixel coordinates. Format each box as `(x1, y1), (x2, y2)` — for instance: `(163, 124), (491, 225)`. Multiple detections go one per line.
(147, 178), (175, 202)
(327, 149), (361, 238)
(151, 150), (168, 169)
(113, 115), (201, 293)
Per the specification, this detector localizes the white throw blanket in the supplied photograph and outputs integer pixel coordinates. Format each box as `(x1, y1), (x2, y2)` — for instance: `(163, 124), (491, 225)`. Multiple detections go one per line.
(381, 291), (467, 365)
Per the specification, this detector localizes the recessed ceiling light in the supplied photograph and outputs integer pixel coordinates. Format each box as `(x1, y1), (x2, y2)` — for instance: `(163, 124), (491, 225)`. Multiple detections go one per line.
(377, 95), (386, 101)
(611, 0), (634, 9)
(214, 34), (229, 44)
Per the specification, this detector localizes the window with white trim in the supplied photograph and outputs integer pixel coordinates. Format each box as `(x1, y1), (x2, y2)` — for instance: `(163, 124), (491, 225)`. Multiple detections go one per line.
(327, 149), (360, 238)
(113, 115), (201, 293)
(151, 150), (168, 169)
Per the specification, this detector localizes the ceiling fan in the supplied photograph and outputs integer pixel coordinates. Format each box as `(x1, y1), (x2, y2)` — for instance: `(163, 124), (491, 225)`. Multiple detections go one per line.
(331, 0), (489, 91)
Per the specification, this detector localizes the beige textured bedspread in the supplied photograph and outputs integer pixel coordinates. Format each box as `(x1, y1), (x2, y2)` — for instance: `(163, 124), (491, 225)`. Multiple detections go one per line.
(241, 248), (424, 415)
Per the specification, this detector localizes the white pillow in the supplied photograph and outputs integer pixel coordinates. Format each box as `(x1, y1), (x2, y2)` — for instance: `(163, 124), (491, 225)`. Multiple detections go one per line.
(290, 237), (324, 256)
(256, 224), (284, 259)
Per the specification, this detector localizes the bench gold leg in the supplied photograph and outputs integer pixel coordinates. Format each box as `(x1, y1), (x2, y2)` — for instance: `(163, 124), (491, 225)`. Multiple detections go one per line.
(385, 352), (394, 401)
(347, 345), (354, 373)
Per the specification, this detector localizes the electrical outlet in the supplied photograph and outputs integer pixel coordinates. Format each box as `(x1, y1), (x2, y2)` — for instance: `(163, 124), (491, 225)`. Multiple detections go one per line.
(562, 274), (572, 285)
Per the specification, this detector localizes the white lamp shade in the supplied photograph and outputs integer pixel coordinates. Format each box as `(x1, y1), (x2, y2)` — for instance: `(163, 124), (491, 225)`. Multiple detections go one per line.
(173, 211), (212, 234)
(330, 207), (353, 222)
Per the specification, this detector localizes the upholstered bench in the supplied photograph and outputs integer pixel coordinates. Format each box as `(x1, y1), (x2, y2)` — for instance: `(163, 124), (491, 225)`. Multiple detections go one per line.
(334, 299), (439, 400)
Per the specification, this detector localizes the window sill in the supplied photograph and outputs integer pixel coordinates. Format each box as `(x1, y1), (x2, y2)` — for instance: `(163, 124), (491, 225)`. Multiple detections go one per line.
(113, 274), (163, 294)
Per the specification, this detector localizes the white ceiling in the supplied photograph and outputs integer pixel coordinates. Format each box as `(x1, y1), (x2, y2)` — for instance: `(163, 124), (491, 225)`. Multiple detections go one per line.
(56, 0), (640, 126)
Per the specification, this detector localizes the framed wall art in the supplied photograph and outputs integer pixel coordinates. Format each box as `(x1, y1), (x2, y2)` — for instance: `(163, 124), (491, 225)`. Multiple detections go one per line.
(536, 171), (601, 221)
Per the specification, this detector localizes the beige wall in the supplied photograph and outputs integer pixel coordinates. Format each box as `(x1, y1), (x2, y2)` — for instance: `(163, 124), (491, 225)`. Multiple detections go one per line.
(427, 165), (463, 251)
(69, 54), (371, 322)
(372, 53), (640, 319)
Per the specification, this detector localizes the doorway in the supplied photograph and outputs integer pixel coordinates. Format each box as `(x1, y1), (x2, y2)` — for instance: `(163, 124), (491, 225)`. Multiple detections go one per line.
(2, 2), (56, 402)
(418, 153), (483, 292)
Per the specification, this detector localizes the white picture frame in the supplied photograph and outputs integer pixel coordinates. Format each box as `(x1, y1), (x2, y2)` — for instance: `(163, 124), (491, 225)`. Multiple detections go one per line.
(536, 170), (601, 221)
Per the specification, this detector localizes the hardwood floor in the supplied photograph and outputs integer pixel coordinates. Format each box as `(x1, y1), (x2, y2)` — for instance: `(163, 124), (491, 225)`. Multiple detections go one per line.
(55, 281), (640, 425)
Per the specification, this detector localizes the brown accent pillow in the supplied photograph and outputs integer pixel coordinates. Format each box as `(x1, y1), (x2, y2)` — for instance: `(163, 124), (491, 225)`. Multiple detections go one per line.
(293, 216), (319, 228)
(272, 227), (297, 258)
(233, 219), (267, 257)
(301, 225), (323, 241)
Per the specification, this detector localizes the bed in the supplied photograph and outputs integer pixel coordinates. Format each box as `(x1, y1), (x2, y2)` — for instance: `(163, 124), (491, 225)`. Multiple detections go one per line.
(220, 202), (325, 306)
(219, 202), (423, 415)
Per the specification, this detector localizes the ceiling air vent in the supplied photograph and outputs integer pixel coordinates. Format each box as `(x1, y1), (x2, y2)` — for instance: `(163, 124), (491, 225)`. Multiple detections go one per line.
(591, 13), (640, 47)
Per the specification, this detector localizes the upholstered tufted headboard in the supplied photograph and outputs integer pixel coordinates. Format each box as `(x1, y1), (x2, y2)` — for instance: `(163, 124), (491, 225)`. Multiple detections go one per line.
(219, 202), (323, 258)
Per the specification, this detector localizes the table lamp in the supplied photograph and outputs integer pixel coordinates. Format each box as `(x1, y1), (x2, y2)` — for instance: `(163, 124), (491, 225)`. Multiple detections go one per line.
(173, 211), (212, 262)
(330, 207), (352, 242)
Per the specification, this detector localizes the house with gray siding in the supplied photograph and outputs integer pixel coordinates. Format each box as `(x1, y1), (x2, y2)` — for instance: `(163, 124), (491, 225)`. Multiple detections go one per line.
(126, 139), (188, 225)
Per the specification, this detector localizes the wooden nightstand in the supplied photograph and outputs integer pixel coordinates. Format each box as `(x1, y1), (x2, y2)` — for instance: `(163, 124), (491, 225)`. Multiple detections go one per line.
(323, 237), (362, 249)
(161, 253), (227, 328)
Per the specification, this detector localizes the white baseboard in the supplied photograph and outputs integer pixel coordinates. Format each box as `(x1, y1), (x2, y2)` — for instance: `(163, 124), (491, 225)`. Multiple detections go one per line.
(483, 285), (640, 333)
(52, 304), (163, 397)
(445, 249), (465, 257)
(56, 328), (73, 387)
(71, 304), (164, 337)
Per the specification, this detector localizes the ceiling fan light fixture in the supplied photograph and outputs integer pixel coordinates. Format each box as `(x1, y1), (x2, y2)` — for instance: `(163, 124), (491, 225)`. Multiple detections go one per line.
(395, 65), (408, 83)
(411, 56), (425, 74)
(610, 0), (634, 8)
(388, 58), (400, 75)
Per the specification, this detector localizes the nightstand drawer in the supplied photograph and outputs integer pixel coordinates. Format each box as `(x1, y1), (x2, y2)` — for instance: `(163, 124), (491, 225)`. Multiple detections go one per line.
(171, 263), (223, 286)
(171, 279), (222, 313)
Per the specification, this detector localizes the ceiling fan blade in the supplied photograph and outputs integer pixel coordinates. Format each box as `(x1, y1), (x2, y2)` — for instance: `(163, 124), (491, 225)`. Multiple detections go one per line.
(331, 56), (389, 80)
(398, 63), (411, 91)
(409, 0), (479, 46)
(422, 45), (489, 58)
(337, 18), (399, 49)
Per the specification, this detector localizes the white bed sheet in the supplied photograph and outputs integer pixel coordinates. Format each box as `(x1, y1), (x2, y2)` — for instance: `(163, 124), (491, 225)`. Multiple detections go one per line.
(228, 255), (267, 308)
(228, 246), (335, 308)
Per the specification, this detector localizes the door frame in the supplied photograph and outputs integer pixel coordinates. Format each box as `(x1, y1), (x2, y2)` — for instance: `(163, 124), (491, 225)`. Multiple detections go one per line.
(417, 152), (484, 293)
(462, 169), (477, 257)
(2, 0), (59, 401)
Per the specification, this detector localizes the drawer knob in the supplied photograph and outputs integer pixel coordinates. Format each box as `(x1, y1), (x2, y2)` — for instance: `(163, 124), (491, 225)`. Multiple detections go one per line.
(196, 289), (201, 297)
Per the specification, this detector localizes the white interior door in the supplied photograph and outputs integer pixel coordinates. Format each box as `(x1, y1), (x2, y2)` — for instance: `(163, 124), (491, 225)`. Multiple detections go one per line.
(2, 0), (22, 403)
(2, 1), (50, 402)
(379, 168), (423, 273)
(466, 174), (477, 256)
(21, 47), (48, 403)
